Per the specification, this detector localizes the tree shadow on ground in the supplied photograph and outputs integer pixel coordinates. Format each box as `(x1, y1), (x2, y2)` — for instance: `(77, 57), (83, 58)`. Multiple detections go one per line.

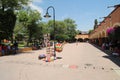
(15, 51), (35, 55)
(5, 51), (35, 56)
(90, 43), (120, 67)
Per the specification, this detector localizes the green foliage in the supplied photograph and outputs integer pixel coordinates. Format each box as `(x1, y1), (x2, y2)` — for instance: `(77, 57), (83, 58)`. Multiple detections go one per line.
(76, 30), (81, 34)
(0, 0), (30, 10)
(0, 0), (30, 42)
(107, 26), (120, 41)
(56, 34), (69, 41)
(88, 29), (93, 34)
(46, 18), (77, 42)
(64, 18), (77, 41)
(16, 8), (42, 46)
(93, 19), (98, 29)
(0, 9), (16, 40)
(114, 26), (120, 40)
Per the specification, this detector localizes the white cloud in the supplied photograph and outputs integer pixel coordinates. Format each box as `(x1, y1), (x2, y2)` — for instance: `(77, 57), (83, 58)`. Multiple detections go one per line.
(33, 0), (42, 3)
(28, 0), (43, 13)
(29, 3), (43, 13)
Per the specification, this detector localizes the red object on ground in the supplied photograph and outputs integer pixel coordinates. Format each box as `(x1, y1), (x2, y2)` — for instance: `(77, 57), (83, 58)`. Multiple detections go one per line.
(69, 65), (78, 69)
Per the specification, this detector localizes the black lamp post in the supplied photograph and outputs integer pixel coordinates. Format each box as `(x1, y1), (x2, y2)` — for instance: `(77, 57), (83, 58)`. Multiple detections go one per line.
(44, 6), (56, 60)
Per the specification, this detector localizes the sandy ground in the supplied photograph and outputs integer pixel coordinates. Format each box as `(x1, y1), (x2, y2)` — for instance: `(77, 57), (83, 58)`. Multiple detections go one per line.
(0, 42), (120, 80)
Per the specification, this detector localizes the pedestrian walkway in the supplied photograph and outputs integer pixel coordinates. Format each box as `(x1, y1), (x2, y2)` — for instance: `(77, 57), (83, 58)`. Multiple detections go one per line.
(0, 42), (120, 80)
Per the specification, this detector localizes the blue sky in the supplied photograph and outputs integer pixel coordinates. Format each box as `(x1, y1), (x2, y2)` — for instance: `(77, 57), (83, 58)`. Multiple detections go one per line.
(30, 0), (120, 31)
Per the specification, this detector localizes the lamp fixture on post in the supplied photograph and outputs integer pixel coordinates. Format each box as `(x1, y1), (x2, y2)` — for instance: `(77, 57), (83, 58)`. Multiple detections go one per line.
(44, 12), (51, 18)
(44, 6), (56, 60)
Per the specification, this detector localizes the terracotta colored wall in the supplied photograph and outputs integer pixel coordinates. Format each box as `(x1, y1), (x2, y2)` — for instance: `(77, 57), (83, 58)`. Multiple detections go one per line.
(90, 6), (120, 39)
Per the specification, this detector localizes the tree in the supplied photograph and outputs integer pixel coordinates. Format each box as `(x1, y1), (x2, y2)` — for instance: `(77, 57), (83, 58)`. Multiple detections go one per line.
(17, 9), (42, 46)
(0, 0), (30, 11)
(76, 30), (81, 34)
(93, 19), (98, 29)
(46, 18), (77, 42)
(0, 9), (16, 41)
(64, 18), (77, 42)
(0, 0), (30, 42)
(32, 22), (44, 41)
(47, 20), (67, 41)
(88, 29), (93, 34)
(55, 21), (68, 41)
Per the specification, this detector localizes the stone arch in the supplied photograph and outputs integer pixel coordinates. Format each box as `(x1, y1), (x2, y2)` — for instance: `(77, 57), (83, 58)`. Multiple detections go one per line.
(98, 32), (102, 38)
(113, 22), (120, 27)
(96, 34), (99, 39)
(104, 30), (107, 37)
(78, 38), (83, 42)
(84, 38), (89, 42)
(101, 30), (106, 37)
(97, 33), (100, 38)
(95, 33), (98, 38)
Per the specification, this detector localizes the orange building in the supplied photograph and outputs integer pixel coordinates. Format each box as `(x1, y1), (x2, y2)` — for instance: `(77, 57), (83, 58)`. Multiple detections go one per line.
(75, 32), (89, 42)
(89, 4), (120, 46)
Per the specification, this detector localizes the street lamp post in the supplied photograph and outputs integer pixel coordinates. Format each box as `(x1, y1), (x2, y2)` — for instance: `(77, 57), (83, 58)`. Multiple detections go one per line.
(44, 6), (56, 60)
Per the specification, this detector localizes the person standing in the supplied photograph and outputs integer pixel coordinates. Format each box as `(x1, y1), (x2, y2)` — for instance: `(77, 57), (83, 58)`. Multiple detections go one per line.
(0, 44), (2, 56)
(14, 41), (18, 54)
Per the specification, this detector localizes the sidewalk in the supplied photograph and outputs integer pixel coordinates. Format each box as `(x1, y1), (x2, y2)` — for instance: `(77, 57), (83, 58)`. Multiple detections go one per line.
(91, 43), (120, 66)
